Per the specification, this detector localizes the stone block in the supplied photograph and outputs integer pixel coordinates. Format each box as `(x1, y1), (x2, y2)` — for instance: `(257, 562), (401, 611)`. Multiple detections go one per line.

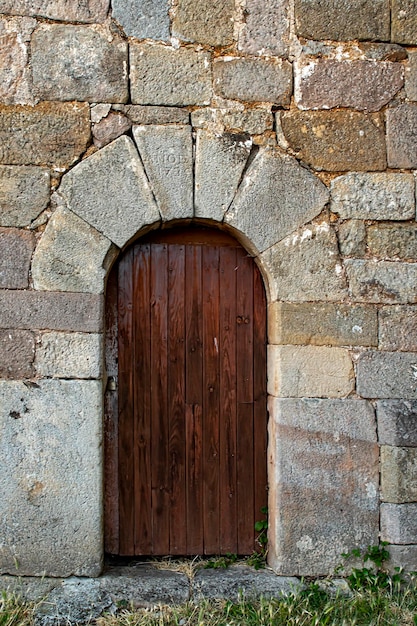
(172, 0), (235, 46)
(31, 25), (128, 103)
(268, 345), (354, 398)
(331, 173), (415, 221)
(92, 112), (131, 149)
(57, 136), (159, 249)
(0, 291), (103, 332)
(381, 445), (417, 503)
(381, 503), (417, 544)
(100, 565), (190, 605)
(238, 0), (289, 57)
(112, 0), (169, 40)
(191, 108), (273, 135)
(213, 57), (292, 105)
(35, 579), (113, 625)
(133, 125), (193, 220)
(268, 302), (377, 347)
(281, 111), (386, 172)
(225, 147), (329, 255)
(357, 350), (417, 399)
(379, 306), (417, 351)
(387, 545), (417, 572)
(0, 16), (35, 105)
(387, 104), (417, 168)
(0, 0), (109, 22)
(338, 220), (366, 257)
(0, 379), (102, 576)
(345, 259), (417, 304)
(0, 330), (34, 379)
(0, 166), (49, 227)
(377, 400), (417, 446)
(130, 43), (212, 107)
(195, 130), (252, 221)
(32, 207), (114, 294)
(294, 0), (390, 41)
(119, 105), (190, 126)
(259, 223), (347, 303)
(392, 0), (417, 44)
(295, 59), (403, 112)
(0, 576), (60, 602)
(0, 102), (90, 168)
(0, 228), (34, 289)
(268, 397), (378, 576)
(368, 224), (417, 261)
(36, 332), (102, 379)
(405, 51), (417, 100)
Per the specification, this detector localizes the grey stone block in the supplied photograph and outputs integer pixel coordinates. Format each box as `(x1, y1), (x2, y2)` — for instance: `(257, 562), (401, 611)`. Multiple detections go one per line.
(57, 136), (160, 249)
(345, 260), (417, 304)
(0, 0), (109, 22)
(381, 503), (417, 544)
(387, 545), (417, 572)
(213, 57), (292, 105)
(100, 565), (190, 605)
(112, 0), (170, 41)
(130, 43), (212, 106)
(31, 24), (128, 103)
(259, 223), (347, 303)
(32, 207), (114, 294)
(357, 351), (417, 399)
(392, 0), (417, 44)
(0, 576), (60, 602)
(387, 104), (417, 169)
(268, 302), (377, 347)
(295, 59), (403, 112)
(36, 332), (102, 379)
(268, 398), (378, 576)
(0, 228), (34, 289)
(368, 224), (417, 261)
(338, 220), (366, 257)
(379, 306), (417, 351)
(225, 147), (329, 254)
(381, 445), (417, 503)
(0, 330), (34, 379)
(377, 400), (417, 446)
(0, 379), (102, 576)
(238, 0), (289, 57)
(191, 108), (273, 135)
(172, 0), (235, 46)
(0, 166), (50, 227)
(117, 105), (190, 126)
(195, 130), (252, 221)
(331, 173), (415, 221)
(133, 125), (193, 220)
(0, 16), (35, 106)
(405, 51), (417, 101)
(0, 291), (103, 332)
(0, 102), (90, 168)
(93, 112), (131, 149)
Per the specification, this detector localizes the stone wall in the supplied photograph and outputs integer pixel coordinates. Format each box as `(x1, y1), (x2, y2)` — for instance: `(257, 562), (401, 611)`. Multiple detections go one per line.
(0, 0), (416, 577)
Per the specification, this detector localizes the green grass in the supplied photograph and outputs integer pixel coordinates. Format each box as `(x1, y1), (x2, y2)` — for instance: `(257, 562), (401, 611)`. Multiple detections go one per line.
(0, 591), (33, 626)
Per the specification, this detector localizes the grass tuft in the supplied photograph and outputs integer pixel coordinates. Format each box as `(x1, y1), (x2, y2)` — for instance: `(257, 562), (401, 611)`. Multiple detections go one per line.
(0, 591), (33, 626)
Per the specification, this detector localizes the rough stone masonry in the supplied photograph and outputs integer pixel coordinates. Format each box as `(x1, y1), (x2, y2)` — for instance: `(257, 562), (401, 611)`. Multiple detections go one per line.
(0, 0), (416, 579)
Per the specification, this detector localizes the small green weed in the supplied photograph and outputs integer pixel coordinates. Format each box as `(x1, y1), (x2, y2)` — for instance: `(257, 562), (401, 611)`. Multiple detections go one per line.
(204, 553), (238, 569)
(339, 542), (404, 592)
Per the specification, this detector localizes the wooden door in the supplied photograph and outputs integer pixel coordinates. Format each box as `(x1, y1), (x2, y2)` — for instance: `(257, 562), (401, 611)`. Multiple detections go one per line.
(104, 227), (267, 556)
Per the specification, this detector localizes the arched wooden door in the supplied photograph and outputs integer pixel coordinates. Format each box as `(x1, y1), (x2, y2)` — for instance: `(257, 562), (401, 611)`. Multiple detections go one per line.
(104, 227), (267, 556)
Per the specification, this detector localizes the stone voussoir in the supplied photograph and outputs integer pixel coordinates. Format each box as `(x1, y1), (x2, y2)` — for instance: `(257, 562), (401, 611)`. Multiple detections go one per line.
(0, 0), (109, 22)
(345, 259), (417, 304)
(0, 227), (34, 289)
(0, 165), (50, 227)
(377, 399), (417, 446)
(357, 350), (417, 400)
(112, 0), (170, 41)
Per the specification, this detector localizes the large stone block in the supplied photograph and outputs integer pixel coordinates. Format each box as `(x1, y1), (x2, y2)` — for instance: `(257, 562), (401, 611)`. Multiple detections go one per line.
(0, 291), (103, 332)
(0, 379), (102, 576)
(357, 351), (417, 399)
(225, 147), (329, 254)
(387, 104), (417, 169)
(391, 0), (417, 44)
(381, 503), (417, 544)
(191, 108), (273, 135)
(133, 125), (193, 221)
(0, 228), (34, 289)
(0, 166), (49, 227)
(0, 102), (90, 168)
(268, 398), (378, 576)
(172, 0), (235, 46)
(238, 0), (289, 57)
(259, 223), (347, 303)
(268, 302), (377, 347)
(112, 0), (170, 40)
(119, 105), (190, 126)
(294, 0), (390, 41)
(213, 57), (292, 105)
(381, 446), (417, 503)
(0, 330), (34, 379)
(57, 136), (160, 249)
(281, 111), (386, 172)
(405, 51), (417, 100)
(345, 259), (417, 303)
(387, 546), (417, 573)
(31, 24), (128, 103)
(130, 43), (212, 107)
(331, 173), (415, 221)
(295, 59), (403, 112)
(0, 16), (35, 105)
(338, 220), (366, 257)
(379, 306), (417, 351)
(0, 0), (109, 22)
(36, 332), (102, 379)
(377, 400), (417, 446)
(194, 130), (252, 221)
(368, 224), (417, 261)
(268, 345), (354, 398)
